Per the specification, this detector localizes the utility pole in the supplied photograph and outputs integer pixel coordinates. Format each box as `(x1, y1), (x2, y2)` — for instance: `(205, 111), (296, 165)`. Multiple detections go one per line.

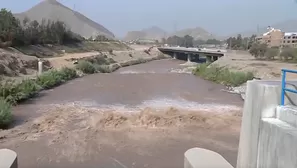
(173, 22), (177, 33)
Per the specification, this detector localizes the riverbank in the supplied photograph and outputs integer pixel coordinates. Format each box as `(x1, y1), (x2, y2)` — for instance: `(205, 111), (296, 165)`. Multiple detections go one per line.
(0, 47), (168, 128)
(212, 50), (294, 80)
(193, 63), (254, 87)
(193, 50), (297, 100)
(0, 41), (131, 79)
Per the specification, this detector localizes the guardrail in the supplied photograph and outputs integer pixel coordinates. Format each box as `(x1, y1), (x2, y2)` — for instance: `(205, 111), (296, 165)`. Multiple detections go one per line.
(281, 69), (297, 105)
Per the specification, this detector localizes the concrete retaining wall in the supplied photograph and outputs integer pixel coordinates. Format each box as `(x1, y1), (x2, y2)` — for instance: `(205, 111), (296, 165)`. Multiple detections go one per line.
(0, 149), (18, 168)
(237, 80), (297, 168)
(184, 148), (233, 168)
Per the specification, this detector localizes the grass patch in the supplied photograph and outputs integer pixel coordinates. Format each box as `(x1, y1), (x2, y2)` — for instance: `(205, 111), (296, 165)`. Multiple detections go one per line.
(75, 61), (96, 74)
(0, 79), (41, 105)
(193, 63), (254, 87)
(0, 98), (12, 128)
(75, 56), (117, 74)
(36, 67), (77, 89)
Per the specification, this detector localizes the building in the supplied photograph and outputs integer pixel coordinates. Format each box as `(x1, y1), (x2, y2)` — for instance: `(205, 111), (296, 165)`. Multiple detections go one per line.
(282, 32), (297, 48)
(256, 27), (297, 48)
(256, 27), (284, 47)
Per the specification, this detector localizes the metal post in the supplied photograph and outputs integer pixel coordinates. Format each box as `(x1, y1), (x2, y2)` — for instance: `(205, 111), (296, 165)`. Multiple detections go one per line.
(281, 70), (286, 105)
(38, 59), (43, 75)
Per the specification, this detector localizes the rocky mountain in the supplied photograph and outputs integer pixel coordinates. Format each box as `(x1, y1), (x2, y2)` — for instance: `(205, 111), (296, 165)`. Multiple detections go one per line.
(124, 26), (167, 41)
(171, 27), (218, 40)
(141, 26), (167, 40)
(14, 0), (115, 39)
(123, 31), (147, 41)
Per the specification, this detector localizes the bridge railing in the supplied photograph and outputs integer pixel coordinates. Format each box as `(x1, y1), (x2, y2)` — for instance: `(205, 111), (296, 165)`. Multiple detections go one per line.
(281, 69), (297, 105)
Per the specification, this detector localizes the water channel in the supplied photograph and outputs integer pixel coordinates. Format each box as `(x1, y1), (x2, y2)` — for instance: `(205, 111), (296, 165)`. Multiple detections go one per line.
(3, 59), (243, 168)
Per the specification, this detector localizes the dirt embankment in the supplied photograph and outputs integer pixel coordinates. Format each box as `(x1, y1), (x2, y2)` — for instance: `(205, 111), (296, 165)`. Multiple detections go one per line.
(213, 50), (297, 80)
(14, 41), (132, 58)
(0, 43), (163, 79)
(0, 48), (52, 78)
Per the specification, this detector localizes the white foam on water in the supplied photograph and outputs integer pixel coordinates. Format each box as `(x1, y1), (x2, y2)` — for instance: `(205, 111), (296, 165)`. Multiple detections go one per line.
(169, 68), (193, 74)
(119, 70), (156, 74)
(139, 98), (241, 113)
(65, 97), (241, 113)
(70, 100), (140, 112)
(179, 62), (198, 66)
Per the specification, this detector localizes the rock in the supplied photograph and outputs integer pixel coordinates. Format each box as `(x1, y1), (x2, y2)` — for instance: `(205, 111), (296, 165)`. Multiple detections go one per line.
(19, 67), (27, 75)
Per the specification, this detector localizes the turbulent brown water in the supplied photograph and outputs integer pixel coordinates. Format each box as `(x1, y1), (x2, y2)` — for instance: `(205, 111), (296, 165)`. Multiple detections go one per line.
(13, 59), (242, 122)
(2, 59), (243, 168)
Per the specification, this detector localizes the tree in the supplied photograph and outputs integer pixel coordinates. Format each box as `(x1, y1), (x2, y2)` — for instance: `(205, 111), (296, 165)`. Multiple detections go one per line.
(0, 8), (83, 48)
(0, 8), (21, 46)
(166, 35), (183, 46)
(265, 47), (279, 60)
(193, 39), (206, 46)
(165, 35), (194, 47)
(247, 34), (257, 49)
(226, 37), (235, 49)
(94, 35), (109, 41)
(226, 34), (257, 50)
(249, 42), (267, 59)
(235, 34), (243, 49)
(183, 35), (193, 47)
(205, 39), (221, 45)
(280, 47), (297, 61)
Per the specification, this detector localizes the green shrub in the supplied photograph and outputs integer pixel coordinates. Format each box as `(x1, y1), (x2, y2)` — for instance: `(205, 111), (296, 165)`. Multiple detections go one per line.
(193, 63), (254, 87)
(0, 80), (23, 104)
(0, 79), (41, 104)
(75, 60), (96, 74)
(106, 58), (116, 64)
(94, 65), (112, 73)
(36, 70), (65, 89)
(84, 56), (116, 65)
(0, 98), (12, 128)
(15, 79), (41, 102)
(59, 67), (78, 80)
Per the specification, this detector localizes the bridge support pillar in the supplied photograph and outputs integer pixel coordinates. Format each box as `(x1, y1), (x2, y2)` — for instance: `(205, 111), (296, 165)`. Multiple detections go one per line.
(206, 56), (211, 63)
(187, 53), (192, 62)
(173, 52), (177, 59)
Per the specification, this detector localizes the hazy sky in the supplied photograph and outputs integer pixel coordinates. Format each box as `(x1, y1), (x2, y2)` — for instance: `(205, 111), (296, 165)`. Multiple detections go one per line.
(1, 0), (296, 37)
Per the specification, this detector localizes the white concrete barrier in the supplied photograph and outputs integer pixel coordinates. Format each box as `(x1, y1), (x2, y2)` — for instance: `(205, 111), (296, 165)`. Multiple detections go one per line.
(237, 80), (297, 168)
(0, 149), (17, 168)
(257, 106), (297, 168)
(184, 148), (233, 168)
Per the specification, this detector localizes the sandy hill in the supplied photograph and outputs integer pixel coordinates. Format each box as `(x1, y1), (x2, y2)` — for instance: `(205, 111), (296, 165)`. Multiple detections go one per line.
(141, 26), (167, 40)
(172, 27), (218, 40)
(14, 0), (115, 39)
(123, 31), (146, 41)
(230, 19), (297, 37)
(124, 26), (167, 41)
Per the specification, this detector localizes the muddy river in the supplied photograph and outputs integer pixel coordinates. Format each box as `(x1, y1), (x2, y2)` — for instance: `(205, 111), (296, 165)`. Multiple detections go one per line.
(1, 59), (243, 168)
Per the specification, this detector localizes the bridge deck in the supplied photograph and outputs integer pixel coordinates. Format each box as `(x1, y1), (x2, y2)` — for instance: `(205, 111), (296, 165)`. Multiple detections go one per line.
(158, 47), (225, 56)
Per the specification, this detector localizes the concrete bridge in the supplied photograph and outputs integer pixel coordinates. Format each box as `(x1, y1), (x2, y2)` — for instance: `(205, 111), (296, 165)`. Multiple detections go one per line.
(158, 46), (225, 63)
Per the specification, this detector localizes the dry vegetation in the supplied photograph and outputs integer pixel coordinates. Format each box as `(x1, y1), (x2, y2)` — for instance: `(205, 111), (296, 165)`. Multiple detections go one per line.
(212, 50), (297, 80)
